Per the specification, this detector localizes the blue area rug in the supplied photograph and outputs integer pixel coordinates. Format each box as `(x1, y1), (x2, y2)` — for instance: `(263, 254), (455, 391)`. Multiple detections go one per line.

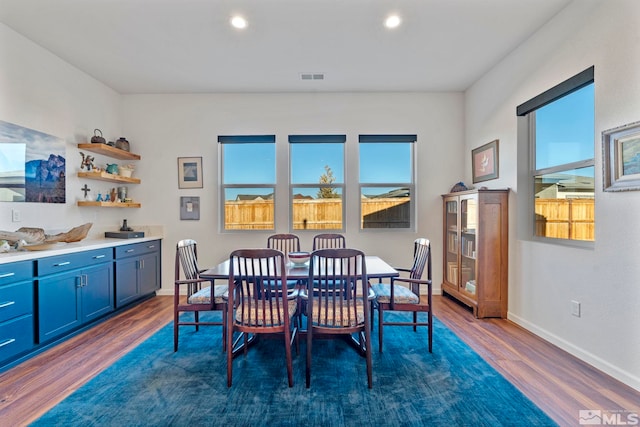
(32, 312), (557, 426)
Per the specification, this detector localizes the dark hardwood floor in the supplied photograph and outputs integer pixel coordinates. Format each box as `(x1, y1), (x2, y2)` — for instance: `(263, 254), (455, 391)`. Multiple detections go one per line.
(1, 294), (638, 426)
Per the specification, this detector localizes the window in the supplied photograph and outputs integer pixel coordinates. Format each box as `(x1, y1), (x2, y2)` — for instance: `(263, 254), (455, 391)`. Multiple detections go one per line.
(219, 135), (276, 231)
(517, 67), (594, 242)
(359, 135), (416, 229)
(289, 135), (345, 230)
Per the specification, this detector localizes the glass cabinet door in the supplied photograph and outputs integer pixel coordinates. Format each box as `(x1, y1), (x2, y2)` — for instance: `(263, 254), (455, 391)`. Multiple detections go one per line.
(460, 196), (477, 296)
(444, 197), (459, 286)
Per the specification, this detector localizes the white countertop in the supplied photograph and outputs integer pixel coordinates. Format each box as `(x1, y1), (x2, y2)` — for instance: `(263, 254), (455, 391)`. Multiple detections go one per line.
(0, 234), (163, 264)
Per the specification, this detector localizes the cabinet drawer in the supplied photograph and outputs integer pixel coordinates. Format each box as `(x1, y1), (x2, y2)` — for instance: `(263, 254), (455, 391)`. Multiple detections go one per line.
(0, 314), (34, 363)
(37, 248), (113, 276)
(0, 260), (34, 285)
(115, 240), (160, 259)
(0, 281), (33, 323)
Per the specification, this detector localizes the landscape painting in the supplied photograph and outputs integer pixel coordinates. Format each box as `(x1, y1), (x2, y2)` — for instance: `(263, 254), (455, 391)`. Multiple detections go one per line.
(0, 120), (66, 203)
(620, 133), (640, 176)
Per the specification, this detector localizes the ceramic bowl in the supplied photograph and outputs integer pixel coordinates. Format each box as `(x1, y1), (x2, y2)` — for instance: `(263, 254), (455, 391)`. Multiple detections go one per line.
(288, 251), (310, 265)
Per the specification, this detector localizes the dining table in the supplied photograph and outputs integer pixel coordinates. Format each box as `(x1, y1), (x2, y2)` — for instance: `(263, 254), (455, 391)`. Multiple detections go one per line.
(199, 255), (399, 281)
(200, 255), (399, 357)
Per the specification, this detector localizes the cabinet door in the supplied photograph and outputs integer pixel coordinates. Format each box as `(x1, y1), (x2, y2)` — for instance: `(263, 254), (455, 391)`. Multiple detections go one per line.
(444, 196), (459, 286)
(460, 195), (478, 298)
(115, 257), (139, 308)
(139, 251), (159, 296)
(82, 263), (114, 322)
(38, 272), (82, 343)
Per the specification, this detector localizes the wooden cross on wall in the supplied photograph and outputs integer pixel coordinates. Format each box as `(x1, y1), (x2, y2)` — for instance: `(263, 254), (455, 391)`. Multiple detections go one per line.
(81, 184), (91, 198)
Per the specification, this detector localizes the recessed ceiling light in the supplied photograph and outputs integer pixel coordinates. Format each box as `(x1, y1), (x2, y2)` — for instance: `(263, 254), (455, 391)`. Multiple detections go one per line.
(384, 14), (401, 29)
(231, 15), (247, 29)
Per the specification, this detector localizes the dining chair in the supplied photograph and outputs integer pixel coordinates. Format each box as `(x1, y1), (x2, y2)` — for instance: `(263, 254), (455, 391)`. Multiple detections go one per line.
(174, 239), (228, 352)
(267, 233), (301, 254)
(226, 248), (298, 387)
(371, 238), (432, 353)
(267, 233), (303, 291)
(312, 233), (346, 250)
(302, 248), (373, 388)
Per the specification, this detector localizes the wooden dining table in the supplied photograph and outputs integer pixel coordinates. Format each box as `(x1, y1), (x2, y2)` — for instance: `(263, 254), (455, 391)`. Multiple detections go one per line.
(199, 255), (398, 356)
(199, 255), (399, 281)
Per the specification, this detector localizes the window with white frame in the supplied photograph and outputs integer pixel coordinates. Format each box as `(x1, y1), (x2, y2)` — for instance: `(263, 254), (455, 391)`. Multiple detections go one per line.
(289, 135), (345, 230)
(359, 134), (416, 229)
(517, 67), (595, 242)
(218, 135), (276, 231)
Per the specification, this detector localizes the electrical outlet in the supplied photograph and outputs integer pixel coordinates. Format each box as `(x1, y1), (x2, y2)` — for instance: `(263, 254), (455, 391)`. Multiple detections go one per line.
(12, 209), (21, 222)
(571, 300), (581, 317)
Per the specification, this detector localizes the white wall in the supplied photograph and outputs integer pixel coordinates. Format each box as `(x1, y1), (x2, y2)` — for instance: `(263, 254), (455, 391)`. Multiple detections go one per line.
(465, 0), (640, 390)
(121, 92), (464, 291)
(0, 23), (124, 234)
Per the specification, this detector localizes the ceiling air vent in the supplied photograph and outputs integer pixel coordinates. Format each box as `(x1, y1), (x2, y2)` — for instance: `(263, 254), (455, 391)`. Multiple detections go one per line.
(300, 72), (325, 81)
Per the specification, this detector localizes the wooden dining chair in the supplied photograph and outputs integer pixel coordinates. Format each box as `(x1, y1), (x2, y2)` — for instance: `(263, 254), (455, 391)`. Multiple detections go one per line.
(371, 238), (432, 353)
(312, 233), (346, 250)
(267, 233), (301, 254)
(267, 233), (303, 290)
(174, 239), (228, 352)
(226, 248), (298, 387)
(302, 248), (372, 388)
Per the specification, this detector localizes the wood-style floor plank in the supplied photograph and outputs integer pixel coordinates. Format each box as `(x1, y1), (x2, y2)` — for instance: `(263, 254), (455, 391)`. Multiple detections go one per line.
(0, 295), (638, 427)
(434, 295), (640, 426)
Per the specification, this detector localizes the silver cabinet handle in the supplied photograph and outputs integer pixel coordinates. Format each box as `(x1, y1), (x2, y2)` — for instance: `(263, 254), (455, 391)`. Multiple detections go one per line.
(0, 272), (16, 278)
(0, 338), (16, 348)
(0, 301), (16, 308)
(125, 249), (135, 253)
(147, 245), (155, 249)
(93, 254), (106, 259)
(55, 261), (71, 267)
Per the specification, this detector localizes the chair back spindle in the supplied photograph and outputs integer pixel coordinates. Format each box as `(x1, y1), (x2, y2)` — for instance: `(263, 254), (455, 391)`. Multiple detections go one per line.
(312, 233), (346, 250)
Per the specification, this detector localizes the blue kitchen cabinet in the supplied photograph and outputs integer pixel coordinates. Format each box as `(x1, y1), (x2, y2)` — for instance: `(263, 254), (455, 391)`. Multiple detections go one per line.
(0, 260), (35, 365)
(37, 248), (114, 343)
(115, 240), (160, 308)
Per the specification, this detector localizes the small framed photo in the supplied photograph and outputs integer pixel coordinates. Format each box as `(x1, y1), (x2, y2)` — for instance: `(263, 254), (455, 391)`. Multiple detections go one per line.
(177, 157), (203, 189)
(602, 121), (640, 192)
(180, 196), (200, 220)
(472, 139), (499, 183)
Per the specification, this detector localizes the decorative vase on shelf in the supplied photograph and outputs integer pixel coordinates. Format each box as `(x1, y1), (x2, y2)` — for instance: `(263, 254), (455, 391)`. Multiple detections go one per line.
(119, 164), (134, 178)
(115, 137), (130, 152)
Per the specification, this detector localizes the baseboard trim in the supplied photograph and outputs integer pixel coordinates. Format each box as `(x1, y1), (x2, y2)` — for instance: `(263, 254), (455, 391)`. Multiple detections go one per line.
(508, 311), (640, 392)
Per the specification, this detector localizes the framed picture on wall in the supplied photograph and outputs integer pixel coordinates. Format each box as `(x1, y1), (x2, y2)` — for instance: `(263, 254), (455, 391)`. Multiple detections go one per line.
(472, 139), (499, 183)
(602, 121), (640, 192)
(180, 196), (200, 220)
(177, 157), (203, 189)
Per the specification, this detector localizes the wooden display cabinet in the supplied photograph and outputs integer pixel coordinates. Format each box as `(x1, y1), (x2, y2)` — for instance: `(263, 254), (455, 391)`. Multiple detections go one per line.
(442, 189), (509, 318)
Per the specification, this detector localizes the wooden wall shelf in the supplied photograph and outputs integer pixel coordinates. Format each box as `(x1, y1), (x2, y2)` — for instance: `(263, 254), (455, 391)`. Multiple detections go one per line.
(77, 171), (140, 184)
(77, 201), (141, 208)
(77, 143), (141, 161)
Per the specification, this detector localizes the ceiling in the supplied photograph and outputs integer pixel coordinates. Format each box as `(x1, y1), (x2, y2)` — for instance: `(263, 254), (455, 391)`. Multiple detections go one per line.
(0, 0), (572, 94)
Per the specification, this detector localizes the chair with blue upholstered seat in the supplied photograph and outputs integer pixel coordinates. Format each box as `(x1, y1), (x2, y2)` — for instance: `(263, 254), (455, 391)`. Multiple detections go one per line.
(302, 248), (372, 388)
(371, 238), (432, 353)
(174, 239), (228, 352)
(226, 248), (298, 387)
